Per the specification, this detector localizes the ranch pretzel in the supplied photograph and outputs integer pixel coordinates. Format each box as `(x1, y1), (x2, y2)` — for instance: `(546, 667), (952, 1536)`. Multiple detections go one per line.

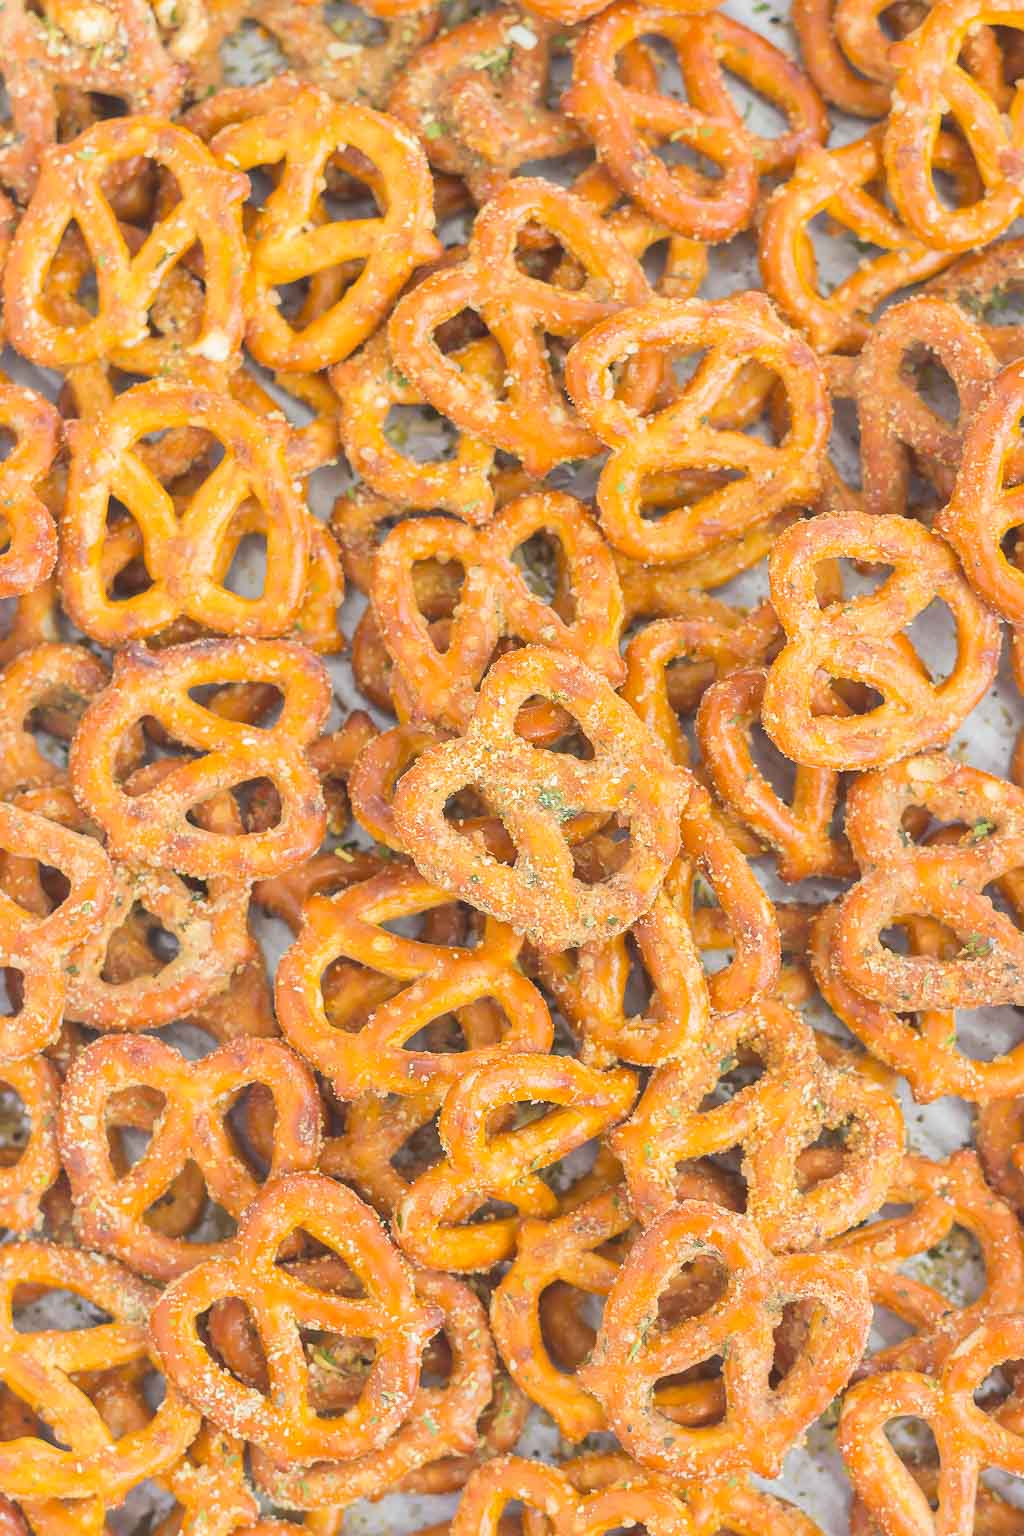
(762, 512), (1001, 769)
(61, 381), (310, 644)
(758, 127), (963, 353)
(210, 84), (439, 372)
(452, 1455), (694, 1536)
(392, 645), (685, 950)
(884, 0), (1024, 251)
(59, 1034), (323, 1279)
(613, 996), (904, 1247)
(0, 1242), (200, 1501)
(387, 178), (655, 479)
(393, 1052), (637, 1272)
(564, 293), (830, 564)
(0, 381), (59, 601)
(68, 638), (330, 881)
(5, 116), (248, 373)
(829, 755), (1024, 1009)
(0, 643), (127, 799)
(372, 492), (624, 732)
(150, 1171), (441, 1462)
(581, 1201), (870, 1477)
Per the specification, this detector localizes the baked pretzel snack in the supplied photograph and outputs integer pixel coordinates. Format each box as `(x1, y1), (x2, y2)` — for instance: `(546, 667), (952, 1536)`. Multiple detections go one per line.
(937, 357), (1024, 623)
(209, 85), (439, 372)
(61, 380), (310, 643)
(0, 643), (124, 799)
(386, 178), (655, 479)
(392, 646), (685, 950)
(388, 11), (583, 205)
(840, 1316), (1024, 1536)
(791, 0), (891, 114)
(564, 294), (830, 564)
(452, 1454), (694, 1536)
(276, 864), (553, 1098)
(922, 234), (1024, 360)
(372, 492), (624, 732)
(762, 512), (1000, 769)
(0, 1242), (199, 1501)
(830, 755), (1024, 1009)
(69, 638), (330, 881)
(59, 1034), (323, 1279)
(393, 1052), (637, 1271)
(0, 381), (59, 601)
(150, 1171), (440, 1461)
(4, 116), (248, 373)
(758, 127), (966, 353)
(0, 1057), (59, 1234)
(581, 1200), (871, 1476)
(884, 0), (1024, 251)
(613, 997), (904, 1247)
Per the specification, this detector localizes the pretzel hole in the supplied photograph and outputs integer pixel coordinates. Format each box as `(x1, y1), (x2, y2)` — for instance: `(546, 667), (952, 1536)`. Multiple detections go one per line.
(884, 1415), (939, 1463)
(744, 718), (797, 804)
(12, 1284), (112, 1334)
(804, 211), (887, 292)
(899, 348), (960, 426)
(203, 1296), (269, 1390)
(0, 1082), (29, 1169)
(538, 1279), (602, 1373)
(383, 403), (459, 464)
(946, 1004), (1024, 1063)
(303, 1327), (379, 1413)
(900, 1220), (987, 1308)
(905, 597), (957, 684)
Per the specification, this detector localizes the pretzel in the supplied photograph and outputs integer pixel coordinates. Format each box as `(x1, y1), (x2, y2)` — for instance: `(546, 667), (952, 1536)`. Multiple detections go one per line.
(393, 1052), (637, 1272)
(561, 1456), (830, 1536)
(758, 127), (963, 353)
(372, 492), (625, 732)
(209, 85), (439, 372)
(840, 1316), (1024, 1536)
(4, 116), (248, 373)
(392, 645), (685, 950)
(922, 235), (1024, 360)
(761, 512), (1001, 770)
(884, 0), (1024, 251)
(0, 1242), (200, 1501)
(387, 10), (583, 205)
(276, 864), (553, 1098)
(580, 1200), (870, 1477)
(696, 667), (855, 882)
(0, 381), (59, 601)
(564, 294), (830, 564)
(613, 996), (903, 1247)
(0, 1058), (59, 1234)
(250, 1269), (505, 1508)
(829, 754), (1024, 1009)
(69, 638), (331, 881)
(62, 381), (310, 644)
(0, 643), (125, 799)
(59, 1034), (323, 1279)
(150, 1171), (440, 1461)
(386, 178), (655, 479)
(452, 1454), (694, 1536)
(791, 0), (891, 114)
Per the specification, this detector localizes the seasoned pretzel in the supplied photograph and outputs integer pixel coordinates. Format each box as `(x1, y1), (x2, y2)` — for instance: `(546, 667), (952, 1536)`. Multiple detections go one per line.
(0, 1057), (60, 1234)
(828, 754), (1024, 1009)
(452, 1454), (694, 1536)
(69, 638), (330, 881)
(5, 116), (248, 372)
(762, 512), (1000, 769)
(0, 381), (59, 601)
(0, 643), (123, 799)
(387, 178), (655, 479)
(758, 127), (962, 353)
(884, 0), (1024, 251)
(62, 381), (310, 643)
(0, 1243), (199, 1501)
(580, 1200), (870, 1477)
(564, 294), (830, 564)
(372, 492), (624, 732)
(393, 1052), (637, 1272)
(59, 1034), (323, 1279)
(210, 84), (439, 371)
(150, 1171), (440, 1462)
(392, 645), (685, 950)
(840, 1316), (1024, 1536)
(613, 997), (904, 1248)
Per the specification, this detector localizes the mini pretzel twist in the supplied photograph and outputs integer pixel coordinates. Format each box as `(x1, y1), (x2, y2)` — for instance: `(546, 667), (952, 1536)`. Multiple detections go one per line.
(0, 380), (60, 600)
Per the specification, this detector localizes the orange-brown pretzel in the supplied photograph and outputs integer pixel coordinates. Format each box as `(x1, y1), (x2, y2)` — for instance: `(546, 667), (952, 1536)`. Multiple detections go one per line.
(4, 116), (248, 373)
(0, 1057), (60, 1234)
(762, 512), (1001, 769)
(564, 293), (830, 564)
(613, 996), (904, 1247)
(0, 380), (60, 601)
(581, 1200), (871, 1477)
(210, 83), (440, 371)
(61, 381), (311, 643)
(0, 1242), (200, 1501)
(392, 645), (686, 950)
(829, 754), (1024, 1009)
(150, 1171), (441, 1462)
(393, 1052), (637, 1272)
(59, 1034), (323, 1279)
(371, 491), (624, 732)
(276, 864), (552, 1098)
(69, 638), (331, 881)
(0, 642), (124, 798)
(451, 1454), (694, 1536)
(386, 178), (655, 479)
